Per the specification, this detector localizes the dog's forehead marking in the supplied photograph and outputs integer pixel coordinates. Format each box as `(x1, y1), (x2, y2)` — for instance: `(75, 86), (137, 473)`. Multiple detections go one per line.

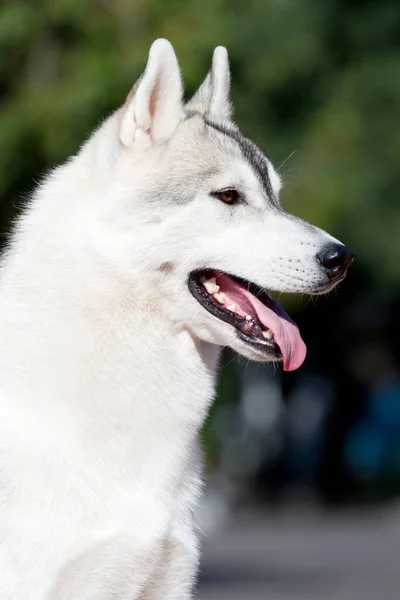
(201, 117), (282, 210)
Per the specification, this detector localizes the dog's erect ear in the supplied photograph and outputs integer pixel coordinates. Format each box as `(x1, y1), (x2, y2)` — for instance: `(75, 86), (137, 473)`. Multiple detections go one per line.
(186, 46), (231, 121)
(119, 39), (184, 147)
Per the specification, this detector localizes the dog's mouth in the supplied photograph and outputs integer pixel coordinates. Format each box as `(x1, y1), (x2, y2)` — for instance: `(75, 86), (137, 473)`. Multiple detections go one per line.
(188, 270), (307, 371)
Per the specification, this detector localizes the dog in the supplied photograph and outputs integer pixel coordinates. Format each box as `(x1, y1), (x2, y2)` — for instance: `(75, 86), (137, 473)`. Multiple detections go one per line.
(0, 39), (353, 599)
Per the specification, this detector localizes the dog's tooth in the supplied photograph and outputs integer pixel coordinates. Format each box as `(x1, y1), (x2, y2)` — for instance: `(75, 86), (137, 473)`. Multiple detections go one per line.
(245, 315), (252, 321)
(227, 303), (238, 312)
(204, 281), (220, 294)
(262, 329), (273, 340)
(214, 292), (226, 304)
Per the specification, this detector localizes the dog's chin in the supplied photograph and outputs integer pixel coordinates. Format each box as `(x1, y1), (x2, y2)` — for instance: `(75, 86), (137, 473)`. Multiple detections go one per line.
(189, 318), (283, 364)
(228, 334), (284, 363)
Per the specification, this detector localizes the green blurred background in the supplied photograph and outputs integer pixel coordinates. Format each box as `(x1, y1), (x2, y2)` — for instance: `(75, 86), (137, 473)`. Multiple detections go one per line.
(1, 0), (400, 508)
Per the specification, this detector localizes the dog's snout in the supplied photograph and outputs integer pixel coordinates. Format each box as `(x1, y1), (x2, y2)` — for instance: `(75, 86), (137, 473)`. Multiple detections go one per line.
(317, 243), (354, 280)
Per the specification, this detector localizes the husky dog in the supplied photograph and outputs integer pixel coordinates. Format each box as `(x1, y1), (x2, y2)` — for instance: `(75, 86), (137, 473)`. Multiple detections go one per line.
(0, 39), (353, 599)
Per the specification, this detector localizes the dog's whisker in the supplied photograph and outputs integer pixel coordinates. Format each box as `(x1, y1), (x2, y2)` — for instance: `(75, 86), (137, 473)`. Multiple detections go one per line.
(277, 149), (297, 174)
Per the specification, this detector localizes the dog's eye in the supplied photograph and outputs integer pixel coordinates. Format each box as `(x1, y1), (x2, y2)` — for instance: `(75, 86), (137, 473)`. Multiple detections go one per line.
(212, 189), (240, 204)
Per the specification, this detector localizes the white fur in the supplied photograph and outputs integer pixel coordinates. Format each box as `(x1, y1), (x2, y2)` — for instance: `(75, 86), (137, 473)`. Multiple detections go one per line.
(186, 46), (232, 120)
(120, 39), (184, 147)
(0, 39), (344, 599)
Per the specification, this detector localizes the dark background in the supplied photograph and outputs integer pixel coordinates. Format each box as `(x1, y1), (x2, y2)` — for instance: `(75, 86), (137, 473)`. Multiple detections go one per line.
(1, 1), (400, 597)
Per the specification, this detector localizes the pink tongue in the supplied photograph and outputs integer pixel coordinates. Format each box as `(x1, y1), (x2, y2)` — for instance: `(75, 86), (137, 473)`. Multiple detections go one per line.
(216, 275), (307, 371)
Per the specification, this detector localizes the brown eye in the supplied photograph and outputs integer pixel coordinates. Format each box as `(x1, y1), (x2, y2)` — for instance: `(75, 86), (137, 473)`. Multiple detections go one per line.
(213, 189), (240, 204)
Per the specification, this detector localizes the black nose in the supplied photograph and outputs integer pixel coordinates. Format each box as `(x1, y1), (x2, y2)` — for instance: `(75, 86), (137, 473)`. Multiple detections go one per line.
(317, 243), (354, 280)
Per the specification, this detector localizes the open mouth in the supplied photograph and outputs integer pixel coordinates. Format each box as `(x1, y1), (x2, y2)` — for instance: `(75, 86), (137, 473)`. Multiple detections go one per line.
(188, 270), (307, 371)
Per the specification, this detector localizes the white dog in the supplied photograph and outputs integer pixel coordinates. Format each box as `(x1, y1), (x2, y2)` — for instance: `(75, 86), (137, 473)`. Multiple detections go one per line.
(0, 39), (353, 599)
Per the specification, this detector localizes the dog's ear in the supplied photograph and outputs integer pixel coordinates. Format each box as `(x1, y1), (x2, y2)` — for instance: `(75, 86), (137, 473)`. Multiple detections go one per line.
(186, 46), (231, 121)
(119, 39), (184, 147)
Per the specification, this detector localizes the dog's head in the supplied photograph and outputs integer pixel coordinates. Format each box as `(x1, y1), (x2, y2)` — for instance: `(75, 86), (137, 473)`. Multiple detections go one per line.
(94, 40), (353, 371)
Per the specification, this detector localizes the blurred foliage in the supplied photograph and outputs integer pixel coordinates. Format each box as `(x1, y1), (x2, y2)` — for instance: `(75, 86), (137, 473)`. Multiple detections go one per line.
(0, 0), (399, 289)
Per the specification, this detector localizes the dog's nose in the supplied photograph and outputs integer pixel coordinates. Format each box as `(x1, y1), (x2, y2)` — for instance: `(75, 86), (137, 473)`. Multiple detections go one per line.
(317, 243), (354, 280)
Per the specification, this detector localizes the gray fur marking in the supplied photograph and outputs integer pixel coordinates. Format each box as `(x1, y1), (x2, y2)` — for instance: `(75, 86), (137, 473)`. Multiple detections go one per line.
(202, 117), (282, 210)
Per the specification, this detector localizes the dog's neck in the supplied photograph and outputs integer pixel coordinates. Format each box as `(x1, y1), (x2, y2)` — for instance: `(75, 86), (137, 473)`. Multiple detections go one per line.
(0, 160), (219, 489)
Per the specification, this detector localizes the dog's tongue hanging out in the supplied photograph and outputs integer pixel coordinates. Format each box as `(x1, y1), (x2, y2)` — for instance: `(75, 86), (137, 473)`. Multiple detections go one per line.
(215, 274), (307, 371)
(240, 284), (307, 371)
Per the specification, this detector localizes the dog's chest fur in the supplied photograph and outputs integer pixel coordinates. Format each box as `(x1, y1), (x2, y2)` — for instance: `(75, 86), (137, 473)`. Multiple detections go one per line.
(0, 261), (217, 596)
